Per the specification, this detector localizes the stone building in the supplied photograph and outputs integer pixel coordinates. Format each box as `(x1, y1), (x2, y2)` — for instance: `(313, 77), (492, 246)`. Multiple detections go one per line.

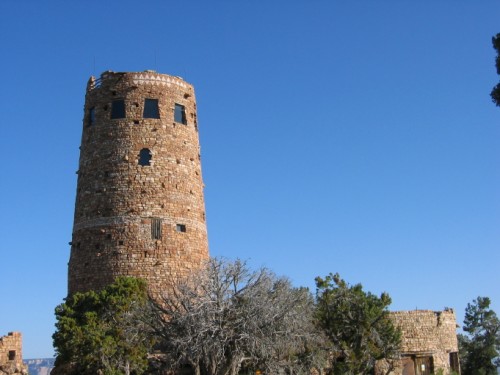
(0, 332), (27, 375)
(68, 70), (209, 297)
(376, 309), (460, 375)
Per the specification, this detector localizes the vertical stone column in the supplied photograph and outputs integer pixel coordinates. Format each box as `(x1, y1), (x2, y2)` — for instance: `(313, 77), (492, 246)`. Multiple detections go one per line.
(68, 71), (209, 297)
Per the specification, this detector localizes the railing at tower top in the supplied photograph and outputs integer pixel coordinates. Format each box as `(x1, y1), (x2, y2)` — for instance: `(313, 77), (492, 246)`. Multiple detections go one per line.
(88, 77), (102, 91)
(92, 77), (102, 89)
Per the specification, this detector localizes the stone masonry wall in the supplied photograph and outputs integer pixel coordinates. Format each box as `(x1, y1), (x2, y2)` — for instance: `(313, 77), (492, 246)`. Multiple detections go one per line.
(0, 332), (27, 375)
(68, 71), (209, 298)
(393, 309), (458, 358)
(376, 309), (460, 374)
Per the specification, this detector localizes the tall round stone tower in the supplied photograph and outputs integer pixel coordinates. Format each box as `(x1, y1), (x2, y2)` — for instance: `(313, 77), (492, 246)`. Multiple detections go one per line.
(68, 70), (209, 296)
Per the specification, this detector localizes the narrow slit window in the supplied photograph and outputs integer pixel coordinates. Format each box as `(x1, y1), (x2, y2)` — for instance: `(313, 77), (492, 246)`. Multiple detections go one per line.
(449, 352), (459, 373)
(111, 99), (125, 119)
(151, 218), (162, 239)
(88, 107), (95, 127)
(143, 99), (160, 119)
(139, 148), (152, 166)
(174, 104), (187, 124)
(176, 224), (186, 232)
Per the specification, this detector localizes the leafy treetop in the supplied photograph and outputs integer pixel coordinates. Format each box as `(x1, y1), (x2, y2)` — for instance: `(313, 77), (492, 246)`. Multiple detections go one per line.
(315, 273), (401, 375)
(53, 277), (152, 375)
(458, 296), (500, 375)
(491, 33), (500, 106)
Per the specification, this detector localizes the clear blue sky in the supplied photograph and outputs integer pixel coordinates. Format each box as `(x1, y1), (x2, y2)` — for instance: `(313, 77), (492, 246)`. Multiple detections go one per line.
(0, 1), (499, 359)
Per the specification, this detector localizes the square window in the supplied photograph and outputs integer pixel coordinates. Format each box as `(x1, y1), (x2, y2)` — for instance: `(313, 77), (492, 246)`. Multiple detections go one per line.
(176, 224), (186, 232)
(143, 99), (160, 119)
(88, 107), (95, 126)
(111, 100), (125, 119)
(174, 104), (187, 124)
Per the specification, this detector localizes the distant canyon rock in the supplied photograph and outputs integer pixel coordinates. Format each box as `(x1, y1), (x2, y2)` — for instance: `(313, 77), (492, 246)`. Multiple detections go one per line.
(24, 358), (54, 375)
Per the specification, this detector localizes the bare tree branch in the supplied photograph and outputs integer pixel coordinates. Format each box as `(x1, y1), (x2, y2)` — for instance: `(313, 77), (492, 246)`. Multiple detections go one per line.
(149, 258), (327, 375)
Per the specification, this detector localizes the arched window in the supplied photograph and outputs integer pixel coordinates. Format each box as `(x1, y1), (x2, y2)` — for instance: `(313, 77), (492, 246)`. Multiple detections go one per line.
(139, 148), (152, 166)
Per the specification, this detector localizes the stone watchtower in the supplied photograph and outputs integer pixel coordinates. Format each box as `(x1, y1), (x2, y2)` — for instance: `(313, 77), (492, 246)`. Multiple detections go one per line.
(68, 70), (209, 296)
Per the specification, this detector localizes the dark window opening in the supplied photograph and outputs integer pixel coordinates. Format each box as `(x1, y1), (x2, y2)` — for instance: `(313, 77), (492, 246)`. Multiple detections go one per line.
(118, 240), (124, 246)
(143, 99), (160, 119)
(111, 100), (125, 119)
(139, 148), (152, 166)
(8, 351), (16, 361)
(174, 104), (187, 124)
(414, 356), (434, 375)
(449, 352), (459, 373)
(176, 224), (186, 232)
(88, 107), (95, 127)
(151, 218), (162, 239)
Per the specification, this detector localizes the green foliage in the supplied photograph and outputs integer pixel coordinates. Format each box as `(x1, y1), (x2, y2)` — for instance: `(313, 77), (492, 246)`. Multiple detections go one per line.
(53, 277), (152, 375)
(458, 296), (500, 375)
(314, 273), (401, 375)
(435, 370), (459, 375)
(491, 33), (500, 106)
(493, 34), (500, 75)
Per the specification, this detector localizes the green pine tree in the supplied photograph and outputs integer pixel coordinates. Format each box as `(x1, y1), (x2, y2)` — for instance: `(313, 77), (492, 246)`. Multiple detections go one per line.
(314, 273), (401, 374)
(53, 277), (153, 375)
(491, 33), (500, 106)
(458, 297), (500, 375)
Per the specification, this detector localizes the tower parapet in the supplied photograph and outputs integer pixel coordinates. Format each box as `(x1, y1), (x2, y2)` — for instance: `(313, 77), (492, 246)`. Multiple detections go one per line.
(0, 332), (27, 375)
(375, 309), (460, 375)
(68, 70), (209, 296)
